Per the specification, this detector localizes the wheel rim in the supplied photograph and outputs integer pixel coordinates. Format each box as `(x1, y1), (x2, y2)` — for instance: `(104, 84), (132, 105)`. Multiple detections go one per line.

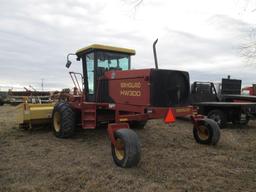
(209, 114), (221, 125)
(114, 138), (125, 160)
(53, 112), (61, 132)
(197, 125), (209, 140)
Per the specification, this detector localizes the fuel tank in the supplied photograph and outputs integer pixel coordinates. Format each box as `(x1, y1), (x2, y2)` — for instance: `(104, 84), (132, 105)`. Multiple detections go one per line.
(97, 69), (190, 107)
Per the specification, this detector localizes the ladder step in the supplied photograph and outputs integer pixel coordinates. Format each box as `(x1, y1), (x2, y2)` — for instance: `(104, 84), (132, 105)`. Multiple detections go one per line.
(83, 121), (96, 129)
(82, 103), (96, 129)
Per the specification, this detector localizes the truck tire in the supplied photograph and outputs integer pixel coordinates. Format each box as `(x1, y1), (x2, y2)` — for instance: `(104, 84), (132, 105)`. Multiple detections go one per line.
(0, 98), (4, 106)
(111, 128), (141, 168)
(232, 114), (250, 126)
(193, 118), (220, 145)
(129, 120), (147, 129)
(207, 109), (227, 128)
(52, 102), (75, 138)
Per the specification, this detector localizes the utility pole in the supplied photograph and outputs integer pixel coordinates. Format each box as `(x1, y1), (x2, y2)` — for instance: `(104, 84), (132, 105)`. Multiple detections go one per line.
(41, 78), (44, 91)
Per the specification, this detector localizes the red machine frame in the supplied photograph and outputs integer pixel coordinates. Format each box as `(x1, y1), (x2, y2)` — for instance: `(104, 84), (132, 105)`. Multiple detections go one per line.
(68, 85), (203, 146)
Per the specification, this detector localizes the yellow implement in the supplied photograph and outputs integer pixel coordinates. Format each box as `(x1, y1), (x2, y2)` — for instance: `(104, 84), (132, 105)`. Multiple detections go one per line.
(16, 103), (54, 129)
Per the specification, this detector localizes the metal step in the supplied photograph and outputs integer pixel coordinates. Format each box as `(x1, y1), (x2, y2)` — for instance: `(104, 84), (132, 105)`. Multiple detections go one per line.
(82, 103), (96, 129)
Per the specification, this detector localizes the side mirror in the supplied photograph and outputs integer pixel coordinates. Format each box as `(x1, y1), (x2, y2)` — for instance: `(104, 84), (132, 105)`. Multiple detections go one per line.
(66, 60), (72, 68)
(66, 53), (76, 68)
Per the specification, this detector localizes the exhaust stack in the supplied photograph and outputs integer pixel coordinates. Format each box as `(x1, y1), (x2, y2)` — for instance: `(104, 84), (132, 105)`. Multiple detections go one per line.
(153, 38), (159, 69)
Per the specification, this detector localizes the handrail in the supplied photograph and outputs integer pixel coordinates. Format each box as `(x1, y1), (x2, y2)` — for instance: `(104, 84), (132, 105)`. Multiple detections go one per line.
(69, 72), (84, 93)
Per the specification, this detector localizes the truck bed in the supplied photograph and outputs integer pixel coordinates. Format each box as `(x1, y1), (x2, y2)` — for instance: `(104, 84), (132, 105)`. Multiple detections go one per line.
(221, 94), (256, 102)
(194, 101), (256, 107)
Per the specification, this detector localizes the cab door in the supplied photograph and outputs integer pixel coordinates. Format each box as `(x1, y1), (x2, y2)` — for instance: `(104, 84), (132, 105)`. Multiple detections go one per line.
(83, 52), (95, 102)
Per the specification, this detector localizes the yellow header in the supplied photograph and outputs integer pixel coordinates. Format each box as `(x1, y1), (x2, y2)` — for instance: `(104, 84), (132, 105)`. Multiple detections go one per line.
(76, 44), (136, 55)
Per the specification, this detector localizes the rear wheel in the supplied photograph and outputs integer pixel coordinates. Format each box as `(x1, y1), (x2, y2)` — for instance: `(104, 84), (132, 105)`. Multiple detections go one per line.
(207, 109), (227, 128)
(0, 98), (4, 106)
(232, 113), (250, 126)
(52, 102), (75, 138)
(193, 118), (220, 145)
(19, 123), (29, 130)
(111, 128), (141, 168)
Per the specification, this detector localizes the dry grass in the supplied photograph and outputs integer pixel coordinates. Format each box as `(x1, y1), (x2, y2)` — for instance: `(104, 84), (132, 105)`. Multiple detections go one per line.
(0, 105), (256, 192)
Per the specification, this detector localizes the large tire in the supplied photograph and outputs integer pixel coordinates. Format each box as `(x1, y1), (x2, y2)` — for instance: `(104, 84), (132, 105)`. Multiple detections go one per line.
(0, 98), (4, 106)
(232, 113), (250, 126)
(193, 118), (220, 145)
(19, 123), (30, 130)
(129, 120), (147, 129)
(207, 109), (227, 128)
(111, 128), (141, 168)
(52, 102), (75, 138)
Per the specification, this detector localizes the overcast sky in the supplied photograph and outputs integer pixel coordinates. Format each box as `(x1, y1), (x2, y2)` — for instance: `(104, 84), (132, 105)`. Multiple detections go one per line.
(0, 0), (256, 91)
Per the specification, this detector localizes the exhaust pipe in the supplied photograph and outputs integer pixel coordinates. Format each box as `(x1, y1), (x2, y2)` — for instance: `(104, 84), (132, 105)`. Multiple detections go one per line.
(153, 38), (158, 69)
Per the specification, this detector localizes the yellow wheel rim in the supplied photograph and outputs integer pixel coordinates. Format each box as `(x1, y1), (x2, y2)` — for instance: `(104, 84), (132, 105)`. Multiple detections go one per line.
(197, 125), (209, 140)
(114, 138), (125, 160)
(53, 112), (61, 132)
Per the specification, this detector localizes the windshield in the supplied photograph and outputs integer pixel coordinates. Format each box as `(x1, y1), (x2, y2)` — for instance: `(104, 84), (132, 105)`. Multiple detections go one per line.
(97, 51), (130, 71)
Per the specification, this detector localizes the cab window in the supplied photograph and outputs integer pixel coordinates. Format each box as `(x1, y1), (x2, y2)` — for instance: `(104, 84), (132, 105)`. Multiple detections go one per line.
(97, 51), (130, 71)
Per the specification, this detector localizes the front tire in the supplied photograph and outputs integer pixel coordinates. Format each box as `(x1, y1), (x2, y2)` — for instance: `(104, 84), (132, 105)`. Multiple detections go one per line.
(193, 118), (220, 145)
(111, 129), (141, 168)
(52, 102), (75, 138)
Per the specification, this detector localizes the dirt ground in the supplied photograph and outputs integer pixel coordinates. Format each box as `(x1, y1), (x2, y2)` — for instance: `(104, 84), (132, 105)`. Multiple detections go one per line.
(0, 105), (256, 192)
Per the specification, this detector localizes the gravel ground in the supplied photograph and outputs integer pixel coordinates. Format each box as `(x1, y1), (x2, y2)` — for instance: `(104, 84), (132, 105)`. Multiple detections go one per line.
(0, 105), (256, 192)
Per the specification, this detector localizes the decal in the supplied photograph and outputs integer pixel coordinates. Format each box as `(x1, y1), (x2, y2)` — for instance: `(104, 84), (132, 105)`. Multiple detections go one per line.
(111, 71), (116, 79)
(175, 108), (191, 113)
(119, 118), (128, 122)
(120, 81), (142, 97)
(108, 103), (116, 109)
(120, 90), (141, 97)
(120, 82), (141, 89)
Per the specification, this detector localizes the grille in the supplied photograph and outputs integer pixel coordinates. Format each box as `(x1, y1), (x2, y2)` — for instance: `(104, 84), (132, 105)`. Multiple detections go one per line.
(150, 69), (190, 107)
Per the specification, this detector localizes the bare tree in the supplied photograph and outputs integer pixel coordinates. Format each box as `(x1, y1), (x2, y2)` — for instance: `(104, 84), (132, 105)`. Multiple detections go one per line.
(134, 0), (143, 8)
(121, 0), (144, 10)
(236, 0), (256, 65)
(240, 27), (256, 65)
